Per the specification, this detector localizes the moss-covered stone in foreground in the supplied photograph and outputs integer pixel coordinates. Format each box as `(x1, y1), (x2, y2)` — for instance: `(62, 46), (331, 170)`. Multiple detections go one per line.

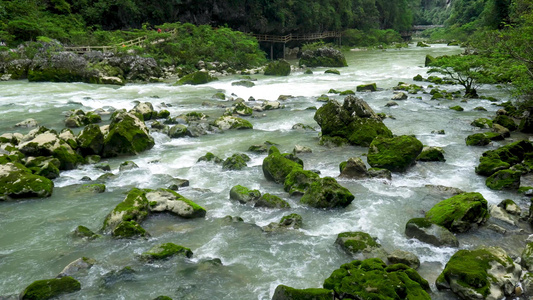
(485, 169), (521, 190)
(272, 285), (333, 300)
(323, 258), (430, 300)
(176, 71), (218, 85)
(262, 146), (303, 184)
(367, 135), (423, 172)
(141, 242), (193, 260)
(264, 59), (291, 76)
(20, 276), (81, 300)
(0, 162), (54, 200)
(335, 231), (381, 255)
(300, 177), (354, 209)
(425, 192), (489, 233)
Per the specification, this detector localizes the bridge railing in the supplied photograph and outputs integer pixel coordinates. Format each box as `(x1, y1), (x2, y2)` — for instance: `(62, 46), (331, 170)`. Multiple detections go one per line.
(250, 31), (341, 43)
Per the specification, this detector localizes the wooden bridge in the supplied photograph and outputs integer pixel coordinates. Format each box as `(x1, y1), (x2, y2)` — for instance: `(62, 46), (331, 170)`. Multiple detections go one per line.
(250, 31), (342, 60)
(64, 30), (176, 54)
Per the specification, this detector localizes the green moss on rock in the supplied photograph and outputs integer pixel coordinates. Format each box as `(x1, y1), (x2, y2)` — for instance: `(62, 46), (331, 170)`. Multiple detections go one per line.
(475, 140), (533, 176)
(367, 135), (423, 172)
(0, 162), (54, 200)
(335, 231), (381, 254)
(485, 169), (521, 190)
(416, 146), (445, 162)
(283, 169), (320, 196)
(262, 147), (303, 183)
(177, 71), (218, 85)
(141, 242), (193, 260)
(425, 192), (489, 233)
(229, 185), (261, 204)
(300, 177), (354, 209)
(323, 258), (430, 300)
(494, 115), (517, 131)
(102, 112), (155, 158)
(21, 276), (81, 300)
(213, 116), (253, 130)
(356, 83), (377, 92)
(272, 285), (333, 300)
(255, 193), (290, 209)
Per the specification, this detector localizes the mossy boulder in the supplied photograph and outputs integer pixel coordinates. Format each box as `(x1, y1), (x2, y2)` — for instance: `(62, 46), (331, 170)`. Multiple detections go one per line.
(299, 47), (347, 68)
(77, 183), (106, 193)
(283, 169), (320, 196)
(339, 157), (369, 178)
(213, 116), (253, 130)
(113, 220), (148, 238)
(425, 54), (436, 67)
(367, 135), (423, 172)
(17, 130), (83, 170)
(102, 188), (150, 236)
(146, 188), (206, 219)
(405, 218), (458, 247)
(485, 169), (521, 190)
(255, 193), (290, 209)
(102, 111), (154, 158)
(494, 115), (517, 131)
(323, 258), (430, 300)
(130, 102), (155, 121)
(231, 80), (255, 87)
(263, 213), (303, 232)
(466, 133), (491, 146)
(475, 140), (533, 176)
(417, 41), (430, 47)
(335, 231), (382, 255)
(24, 156), (60, 179)
(168, 124), (188, 138)
(272, 285), (333, 300)
(264, 59), (291, 76)
(262, 146), (303, 184)
(140, 243), (193, 260)
(324, 69), (340, 75)
(356, 83), (377, 92)
(471, 118), (493, 129)
(425, 192), (489, 233)
(77, 124), (104, 156)
(177, 71), (218, 85)
(20, 276), (81, 300)
(300, 177), (354, 209)
(314, 96), (392, 147)
(449, 105), (464, 111)
(222, 153), (250, 170)
(387, 250), (420, 270)
(521, 242), (533, 271)
(233, 102), (253, 116)
(198, 152), (223, 164)
(229, 185), (261, 204)
(0, 162), (54, 200)
(436, 247), (521, 300)
(416, 146), (445, 162)
(73, 225), (100, 240)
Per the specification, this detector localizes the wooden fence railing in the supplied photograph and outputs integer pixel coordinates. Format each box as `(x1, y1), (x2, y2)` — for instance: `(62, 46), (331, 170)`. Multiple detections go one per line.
(250, 31), (341, 43)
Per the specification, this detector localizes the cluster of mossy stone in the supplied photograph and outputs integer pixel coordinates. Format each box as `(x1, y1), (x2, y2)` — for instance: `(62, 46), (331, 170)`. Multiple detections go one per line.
(475, 140), (533, 190)
(413, 74), (454, 85)
(176, 70), (218, 85)
(394, 82), (424, 94)
(102, 188), (206, 238)
(229, 184), (290, 209)
(314, 96), (392, 147)
(262, 146), (354, 208)
(198, 152), (251, 171)
(429, 88), (461, 100)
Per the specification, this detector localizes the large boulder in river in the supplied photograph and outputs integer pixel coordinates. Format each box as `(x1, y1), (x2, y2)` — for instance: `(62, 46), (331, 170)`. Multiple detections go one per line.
(314, 96), (392, 147)
(213, 116), (253, 130)
(101, 111), (154, 158)
(20, 276), (81, 300)
(425, 192), (489, 233)
(0, 162), (54, 200)
(299, 47), (347, 67)
(262, 146), (303, 184)
(264, 59), (291, 76)
(177, 71), (217, 85)
(77, 124), (104, 156)
(272, 285), (333, 300)
(323, 258), (430, 300)
(300, 177), (354, 209)
(339, 157), (368, 178)
(485, 169), (521, 190)
(436, 246), (521, 300)
(130, 102), (155, 121)
(283, 169), (320, 196)
(405, 218), (458, 247)
(335, 231), (384, 257)
(367, 135), (423, 172)
(147, 188), (206, 218)
(140, 242), (193, 261)
(102, 188), (151, 237)
(17, 128), (84, 170)
(475, 140), (533, 176)
(229, 185), (261, 204)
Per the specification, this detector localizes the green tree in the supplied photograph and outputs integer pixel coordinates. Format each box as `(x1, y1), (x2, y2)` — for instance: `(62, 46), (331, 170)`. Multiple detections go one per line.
(428, 55), (494, 98)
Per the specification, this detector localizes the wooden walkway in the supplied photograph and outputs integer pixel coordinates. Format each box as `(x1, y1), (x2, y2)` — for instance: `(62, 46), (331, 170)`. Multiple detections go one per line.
(250, 31), (341, 43)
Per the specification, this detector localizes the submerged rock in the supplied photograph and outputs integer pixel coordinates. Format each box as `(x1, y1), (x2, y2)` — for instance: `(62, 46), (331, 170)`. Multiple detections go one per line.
(177, 71), (218, 85)
(367, 135), (423, 172)
(20, 276), (81, 300)
(314, 95), (392, 147)
(254, 193), (290, 209)
(262, 213), (302, 232)
(323, 258), (430, 300)
(436, 246), (521, 300)
(140, 243), (193, 261)
(387, 250), (420, 269)
(58, 257), (95, 278)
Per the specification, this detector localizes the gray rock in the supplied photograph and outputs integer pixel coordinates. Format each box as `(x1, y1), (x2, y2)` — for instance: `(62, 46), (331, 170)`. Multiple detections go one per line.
(405, 218), (458, 247)
(387, 250), (420, 269)
(119, 161), (138, 172)
(391, 92), (408, 100)
(293, 145), (312, 154)
(15, 118), (38, 128)
(57, 257), (95, 278)
(385, 101), (399, 107)
(340, 157), (368, 179)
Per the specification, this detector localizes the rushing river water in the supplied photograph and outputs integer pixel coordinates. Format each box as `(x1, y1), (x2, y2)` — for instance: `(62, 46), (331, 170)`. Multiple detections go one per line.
(0, 44), (531, 299)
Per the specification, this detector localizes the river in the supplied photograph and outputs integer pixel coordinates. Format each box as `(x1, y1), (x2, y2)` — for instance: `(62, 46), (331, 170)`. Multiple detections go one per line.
(0, 44), (530, 299)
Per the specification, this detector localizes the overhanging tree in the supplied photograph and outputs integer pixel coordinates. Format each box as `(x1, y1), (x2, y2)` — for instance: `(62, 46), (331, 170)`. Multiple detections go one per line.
(427, 54), (493, 98)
